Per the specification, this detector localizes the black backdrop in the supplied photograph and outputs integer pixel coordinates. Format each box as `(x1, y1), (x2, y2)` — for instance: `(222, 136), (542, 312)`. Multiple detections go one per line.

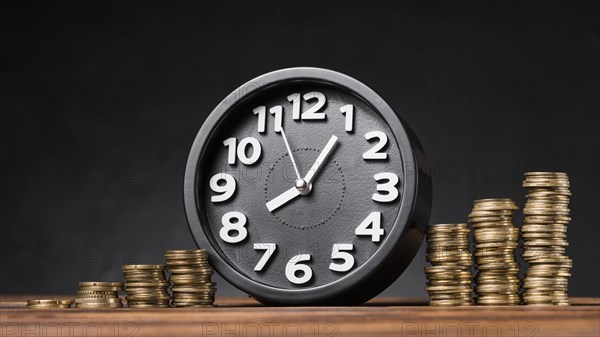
(1, 0), (598, 298)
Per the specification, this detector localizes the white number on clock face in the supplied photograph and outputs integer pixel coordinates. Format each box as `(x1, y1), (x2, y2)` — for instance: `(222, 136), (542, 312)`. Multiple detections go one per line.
(253, 243), (277, 271)
(355, 212), (384, 242)
(252, 105), (286, 133)
(302, 91), (326, 120)
(219, 211), (248, 243)
(252, 106), (266, 133)
(287, 91), (327, 120)
(329, 244), (355, 272)
(286, 254), (313, 284)
(209, 173), (236, 202)
(340, 104), (354, 132)
(372, 172), (399, 203)
(223, 137), (262, 165)
(287, 93), (301, 120)
(269, 105), (283, 133)
(363, 131), (388, 160)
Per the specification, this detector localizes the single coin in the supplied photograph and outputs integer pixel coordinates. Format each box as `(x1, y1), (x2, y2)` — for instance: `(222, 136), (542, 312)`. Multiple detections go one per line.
(75, 297), (123, 304)
(79, 281), (123, 287)
(122, 265), (165, 270)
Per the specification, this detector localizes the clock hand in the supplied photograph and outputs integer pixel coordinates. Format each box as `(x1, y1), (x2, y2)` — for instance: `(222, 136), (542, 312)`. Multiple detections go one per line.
(280, 129), (302, 181)
(303, 135), (338, 184)
(266, 186), (301, 212)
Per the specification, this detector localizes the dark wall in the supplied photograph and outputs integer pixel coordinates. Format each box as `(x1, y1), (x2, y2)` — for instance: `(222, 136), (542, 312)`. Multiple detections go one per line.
(1, 0), (598, 298)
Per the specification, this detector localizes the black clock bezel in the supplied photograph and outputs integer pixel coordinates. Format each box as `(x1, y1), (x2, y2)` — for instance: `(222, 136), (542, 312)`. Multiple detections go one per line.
(184, 67), (431, 305)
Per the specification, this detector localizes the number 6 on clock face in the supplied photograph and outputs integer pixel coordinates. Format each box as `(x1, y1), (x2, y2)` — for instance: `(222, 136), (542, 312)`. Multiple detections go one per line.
(286, 254), (313, 284)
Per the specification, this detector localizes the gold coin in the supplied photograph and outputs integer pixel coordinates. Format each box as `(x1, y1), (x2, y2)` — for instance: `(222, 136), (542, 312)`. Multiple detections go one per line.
(425, 272), (472, 280)
(77, 290), (118, 295)
(75, 303), (124, 308)
(426, 285), (473, 292)
(75, 297), (123, 304)
(165, 249), (207, 254)
(521, 226), (567, 234)
(76, 293), (119, 299)
(473, 198), (516, 204)
(430, 300), (472, 306)
(26, 305), (59, 309)
(79, 286), (124, 292)
(27, 299), (58, 305)
(524, 172), (568, 177)
(79, 281), (123, 287)
(427, 224), (468, 232)
(125, 281), (169, 287)
(523, 239), (568, 247)
(172, 300), (215, 305)
(122, 264), (165, 270)
(477, 262), (520, 270)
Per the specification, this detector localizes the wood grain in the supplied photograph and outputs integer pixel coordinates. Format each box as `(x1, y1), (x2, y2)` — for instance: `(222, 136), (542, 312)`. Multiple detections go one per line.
(1, 295), (598, 336)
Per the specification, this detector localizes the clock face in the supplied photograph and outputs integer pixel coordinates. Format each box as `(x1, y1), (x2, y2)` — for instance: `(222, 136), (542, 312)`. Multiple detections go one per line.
(184, 68), (431, 305)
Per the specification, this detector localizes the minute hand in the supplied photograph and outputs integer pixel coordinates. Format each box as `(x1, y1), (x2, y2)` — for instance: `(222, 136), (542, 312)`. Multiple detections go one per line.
(303, 135), (338, 184)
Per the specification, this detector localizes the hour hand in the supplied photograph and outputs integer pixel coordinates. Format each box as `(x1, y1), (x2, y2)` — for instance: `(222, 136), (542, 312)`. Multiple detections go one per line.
(266, 186), (301, 212)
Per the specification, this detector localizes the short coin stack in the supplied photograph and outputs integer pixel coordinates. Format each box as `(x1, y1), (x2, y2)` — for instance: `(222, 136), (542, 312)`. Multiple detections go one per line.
(27, 299), (73, 309)
(469, 198), (521, 305)
(425, 223), (473, 306)
(75, 282), (123, 308)
(165, 249), (216, 307)
(122, 265), (171, 308)
(521, 172), (572, 306)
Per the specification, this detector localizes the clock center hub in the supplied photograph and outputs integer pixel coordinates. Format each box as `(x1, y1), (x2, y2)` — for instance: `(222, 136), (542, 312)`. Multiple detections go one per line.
(295, 179), (312, 196)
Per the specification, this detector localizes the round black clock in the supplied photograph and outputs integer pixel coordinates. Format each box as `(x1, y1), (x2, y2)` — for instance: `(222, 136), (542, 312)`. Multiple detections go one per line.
(184, 67), (431, 305)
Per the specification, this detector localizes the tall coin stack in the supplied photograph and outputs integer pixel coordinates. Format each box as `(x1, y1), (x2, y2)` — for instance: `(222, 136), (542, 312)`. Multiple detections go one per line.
(122, 265), (171, 308)
(469, 199), (521, 305)
(165, 250), (217, 307)
(425, 223), (473, 306)
(521, 172), (572, 305)
(75, 282), (123, 308)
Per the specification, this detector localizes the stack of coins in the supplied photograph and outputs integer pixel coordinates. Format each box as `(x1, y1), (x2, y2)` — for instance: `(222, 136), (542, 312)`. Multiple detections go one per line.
(425, 223), (473, 306)
(469, 198), (521, 305)
(26, 299), (73, 309)
(75, 282), (123, 308)
(521, 172), (572, 306)
(122, 265), (170, 308)
(165, 249), (217, 307)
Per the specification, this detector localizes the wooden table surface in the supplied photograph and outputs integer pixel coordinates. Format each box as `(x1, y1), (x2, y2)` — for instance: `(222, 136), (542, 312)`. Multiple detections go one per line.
(1, 295), (598, 336)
